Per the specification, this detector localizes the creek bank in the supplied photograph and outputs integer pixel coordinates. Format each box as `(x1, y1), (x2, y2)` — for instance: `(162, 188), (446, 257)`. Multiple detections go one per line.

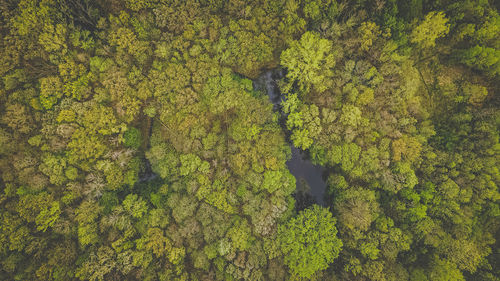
(253, 69), (328, 207)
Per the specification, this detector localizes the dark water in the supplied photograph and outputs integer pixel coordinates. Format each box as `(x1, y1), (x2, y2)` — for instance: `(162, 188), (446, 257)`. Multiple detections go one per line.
(254, 69), (328, 207)
(138, 117), (158, 183)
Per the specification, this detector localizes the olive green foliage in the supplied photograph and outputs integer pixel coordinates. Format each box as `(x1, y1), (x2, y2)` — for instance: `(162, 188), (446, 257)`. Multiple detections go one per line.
(0, 0), (498, 281)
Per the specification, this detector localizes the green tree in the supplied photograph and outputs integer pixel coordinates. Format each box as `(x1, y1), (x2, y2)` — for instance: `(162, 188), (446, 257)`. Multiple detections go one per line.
(280, 32), (336, 93)
(458, 45), (500, 77)
(123, 127), (142, 149)
(278, 205), (342, 278)
(410, 11), (450, 50)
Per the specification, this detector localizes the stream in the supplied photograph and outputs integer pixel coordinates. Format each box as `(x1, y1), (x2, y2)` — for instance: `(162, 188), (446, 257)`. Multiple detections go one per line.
(139, 69), (328, 208)
(253, 69), (328, 208)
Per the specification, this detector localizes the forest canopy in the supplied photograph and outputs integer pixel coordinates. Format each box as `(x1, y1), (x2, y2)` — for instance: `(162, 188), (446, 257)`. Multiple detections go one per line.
(0, 0), (498, 281)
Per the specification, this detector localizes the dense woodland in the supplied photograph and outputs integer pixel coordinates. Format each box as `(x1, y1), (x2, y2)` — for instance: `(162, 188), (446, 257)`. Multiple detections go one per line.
(0, 0), (499, 280)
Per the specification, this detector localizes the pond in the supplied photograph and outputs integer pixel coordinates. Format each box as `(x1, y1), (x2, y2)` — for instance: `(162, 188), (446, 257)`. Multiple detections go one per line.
(254, 69), (328, 207)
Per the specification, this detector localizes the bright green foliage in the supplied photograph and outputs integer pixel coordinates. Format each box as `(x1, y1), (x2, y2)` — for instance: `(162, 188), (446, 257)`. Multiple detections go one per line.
(65, 166), (78, 180)
(39, 153), (67, 185)
(39, 76), (63, 109)
(281, 32), (336, 93)
(81, 104), (120, 136)
(410, 11), (450, 49)
(168, 247), (186, 265)
(262, 170), (283, 193)
(122, 194), (148, 219)
(39, 23), (68, 54)
(340, 105), (363, 127)
(35, 201), (60, 232)
(278, 205), (342, 278)
(227, 219), (253, 251)
(459, 45), (500, 77)
(75, 201), (102, 247)
(290, 128), (313, 150)
(57, 109), (76, 123)
(67, 128), (108, 164)
(283, 94), (323, 150)
(179, 154), (203, 176)
(358, 22), (382, 51)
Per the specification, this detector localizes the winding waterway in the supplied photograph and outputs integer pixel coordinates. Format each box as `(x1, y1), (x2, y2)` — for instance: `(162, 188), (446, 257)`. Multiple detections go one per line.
(254, 69), (328, 207)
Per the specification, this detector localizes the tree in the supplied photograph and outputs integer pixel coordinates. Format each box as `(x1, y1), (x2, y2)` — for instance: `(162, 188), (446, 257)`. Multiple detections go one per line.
(122, 194), (148, 219)
(410, 11), (450, 50)
(75, 200), (102, 247)
(123, 127), (142, 149)
(427, 256), (465, 281)
(458, 45), (500, 77)
(39, 76), (63, 109)
(278, 205), (342, 278)
(280, 32), (336, 93)
(334, 186), (379, 232)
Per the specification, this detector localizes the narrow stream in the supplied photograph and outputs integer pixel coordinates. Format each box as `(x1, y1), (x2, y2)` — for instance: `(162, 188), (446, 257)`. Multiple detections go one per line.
(254, 69), (328, 207)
